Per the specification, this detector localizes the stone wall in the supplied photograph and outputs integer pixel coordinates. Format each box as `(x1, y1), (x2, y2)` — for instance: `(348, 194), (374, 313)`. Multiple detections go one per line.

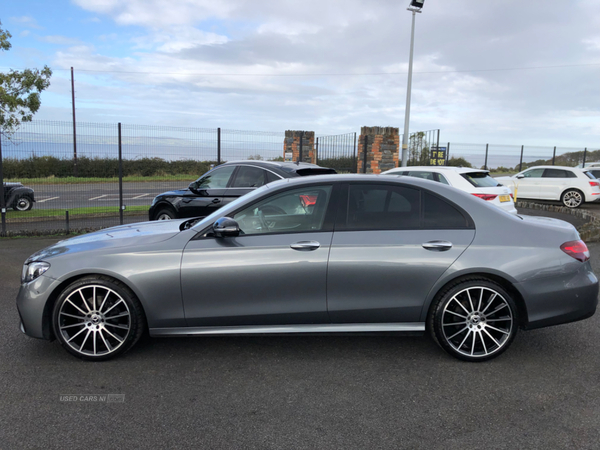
(356, 127), (400, 174)
(284, 131), (315, 164)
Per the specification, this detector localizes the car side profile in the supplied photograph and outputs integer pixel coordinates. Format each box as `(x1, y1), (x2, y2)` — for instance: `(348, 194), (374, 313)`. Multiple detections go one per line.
(148, 160), (336, 221)
(3, 182), (35, 211)
(17, 175), (598, 362)
(495, 165), (600, 208)
(382, 166), (517, 214)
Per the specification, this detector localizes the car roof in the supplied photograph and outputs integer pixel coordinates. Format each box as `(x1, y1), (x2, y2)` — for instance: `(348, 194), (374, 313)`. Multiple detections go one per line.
(521, 165), (580, 170)
(222, 160), (325, 169)
(385, 166), (488, 174)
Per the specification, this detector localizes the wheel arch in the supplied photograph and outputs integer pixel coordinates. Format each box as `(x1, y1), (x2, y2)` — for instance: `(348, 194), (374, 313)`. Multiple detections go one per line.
(560, 187), (585, 203)
(422, 271), (529, 328)
(42, 271), (150, 341)
(150, 201), (178, 220)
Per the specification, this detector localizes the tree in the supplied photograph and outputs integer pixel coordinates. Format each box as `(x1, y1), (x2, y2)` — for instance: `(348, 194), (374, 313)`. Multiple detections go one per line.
(0, 23), (52, 135)
(447, 156), (472, 168)
(408, 131), (429, 166)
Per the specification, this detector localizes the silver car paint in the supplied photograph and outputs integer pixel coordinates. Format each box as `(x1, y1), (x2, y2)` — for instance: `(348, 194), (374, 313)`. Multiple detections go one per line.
(17, 174), (598, 341)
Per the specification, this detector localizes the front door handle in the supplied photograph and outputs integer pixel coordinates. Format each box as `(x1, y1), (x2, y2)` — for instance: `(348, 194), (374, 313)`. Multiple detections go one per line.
(422, 240), (453, 251)
(290, 241), (321, 251)
(212, 198), (221, 204)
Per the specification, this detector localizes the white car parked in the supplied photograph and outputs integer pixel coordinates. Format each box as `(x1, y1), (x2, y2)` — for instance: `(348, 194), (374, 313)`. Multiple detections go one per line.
(382, 166), (517, 214)
(495, 165), (600, 208)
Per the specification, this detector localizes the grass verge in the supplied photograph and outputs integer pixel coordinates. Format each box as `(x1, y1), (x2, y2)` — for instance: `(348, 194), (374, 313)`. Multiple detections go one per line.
(6, 175), (197, 184)
(7, 205), (150, 219)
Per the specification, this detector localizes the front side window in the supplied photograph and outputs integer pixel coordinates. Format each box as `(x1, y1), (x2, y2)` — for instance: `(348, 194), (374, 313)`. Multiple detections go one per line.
(346, 184), (420, 230)
(233, 185), (332, 235)
(521, 168), (544, 178)
(197, 166), (236, 189)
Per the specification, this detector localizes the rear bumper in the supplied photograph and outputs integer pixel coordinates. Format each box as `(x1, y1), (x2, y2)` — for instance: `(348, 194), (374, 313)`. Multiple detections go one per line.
(519, 261), (598, 330)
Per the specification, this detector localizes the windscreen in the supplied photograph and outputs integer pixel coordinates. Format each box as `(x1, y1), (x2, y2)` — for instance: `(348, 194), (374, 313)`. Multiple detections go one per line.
(461, 172), (501, 188)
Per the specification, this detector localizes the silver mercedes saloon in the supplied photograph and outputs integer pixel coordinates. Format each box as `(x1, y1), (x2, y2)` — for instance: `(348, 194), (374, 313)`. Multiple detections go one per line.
(16, 174), (598, 362)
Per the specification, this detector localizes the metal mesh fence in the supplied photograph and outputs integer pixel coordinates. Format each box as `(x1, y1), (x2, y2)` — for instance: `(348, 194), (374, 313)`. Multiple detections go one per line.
(316, 132), (357, 173)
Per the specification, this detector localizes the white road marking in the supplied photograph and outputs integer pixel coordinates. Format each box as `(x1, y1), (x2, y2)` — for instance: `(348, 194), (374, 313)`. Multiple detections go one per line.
(89, 194), (108, 201)
(132, 193), (149, 199)
(37, 196), (60, 203)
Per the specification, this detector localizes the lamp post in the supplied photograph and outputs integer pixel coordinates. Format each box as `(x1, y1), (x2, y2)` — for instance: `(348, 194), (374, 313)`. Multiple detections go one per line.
(400, 0), (424, 167)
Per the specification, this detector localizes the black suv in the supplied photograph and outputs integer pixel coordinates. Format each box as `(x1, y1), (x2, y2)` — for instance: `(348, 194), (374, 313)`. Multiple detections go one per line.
(149, 160), (337, 220)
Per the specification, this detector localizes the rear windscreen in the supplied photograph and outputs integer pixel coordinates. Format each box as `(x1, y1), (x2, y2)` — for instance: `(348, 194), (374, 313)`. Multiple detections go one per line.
(461, 172), (501, 188)
(295, 168), (338, 176)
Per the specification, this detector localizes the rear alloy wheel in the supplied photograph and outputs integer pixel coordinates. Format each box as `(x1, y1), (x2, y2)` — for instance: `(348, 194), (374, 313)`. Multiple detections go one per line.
(155, 208), (175, 220)
(14, 196), (33, 211)
(561, 189), (583, 208)
(430, 279), (518, 362)
(52, 276), (145, 361)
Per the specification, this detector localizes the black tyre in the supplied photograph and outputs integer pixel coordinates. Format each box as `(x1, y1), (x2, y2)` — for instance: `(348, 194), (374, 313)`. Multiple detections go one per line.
(14, 195), (33, 211)
(561, 189), (583, 208)
(429, 278), (518, 362)
(155, 208), (176, 220)
(52, 276), (146, 361)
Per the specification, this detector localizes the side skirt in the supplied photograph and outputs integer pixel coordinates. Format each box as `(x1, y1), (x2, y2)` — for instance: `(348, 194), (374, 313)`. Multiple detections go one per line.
(149, 323), (426, 337)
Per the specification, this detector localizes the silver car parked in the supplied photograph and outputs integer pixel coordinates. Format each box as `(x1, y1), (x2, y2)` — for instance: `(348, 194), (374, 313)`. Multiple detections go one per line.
(17, 175), (598, 362)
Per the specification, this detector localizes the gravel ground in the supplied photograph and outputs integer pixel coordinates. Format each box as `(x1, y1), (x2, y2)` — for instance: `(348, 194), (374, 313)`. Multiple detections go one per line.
(1, 236), (599, 449)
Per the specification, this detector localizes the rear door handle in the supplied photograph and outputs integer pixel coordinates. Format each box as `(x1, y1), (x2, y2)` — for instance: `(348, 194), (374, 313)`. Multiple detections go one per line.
(212, 198), (221, 204)
(290, 241), (321, 251)
(422, 240), (453, 251)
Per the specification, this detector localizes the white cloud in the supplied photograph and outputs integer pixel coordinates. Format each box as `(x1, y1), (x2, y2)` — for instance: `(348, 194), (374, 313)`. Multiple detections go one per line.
(41, 35), (82, 45)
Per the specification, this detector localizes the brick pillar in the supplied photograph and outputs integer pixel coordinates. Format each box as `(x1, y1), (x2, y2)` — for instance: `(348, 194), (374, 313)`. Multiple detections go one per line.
(356, 127), (400, 174)
(284, 130), (315, 164)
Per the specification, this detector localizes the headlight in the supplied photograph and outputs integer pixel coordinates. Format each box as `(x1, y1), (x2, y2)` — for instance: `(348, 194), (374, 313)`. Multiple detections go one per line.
(21, 261), (50, 283)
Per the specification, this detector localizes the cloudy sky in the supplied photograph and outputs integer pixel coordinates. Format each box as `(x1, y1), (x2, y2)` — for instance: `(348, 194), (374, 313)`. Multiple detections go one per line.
(1, 0), (599, 147)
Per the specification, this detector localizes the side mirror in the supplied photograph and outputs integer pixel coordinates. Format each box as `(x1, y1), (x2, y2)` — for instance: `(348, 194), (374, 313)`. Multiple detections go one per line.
(213, 217), (240, 238)
(516, 174), (524, 179)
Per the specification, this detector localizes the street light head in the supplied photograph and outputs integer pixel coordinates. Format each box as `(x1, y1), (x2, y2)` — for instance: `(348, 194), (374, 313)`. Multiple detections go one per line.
(409, 0), (424, 9)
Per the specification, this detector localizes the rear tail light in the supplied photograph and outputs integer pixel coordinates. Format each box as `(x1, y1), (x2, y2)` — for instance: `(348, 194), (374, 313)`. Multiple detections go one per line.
(590, 181), (599, 187)
(472, 193), (498, 201)
(560, 240), (590, 262)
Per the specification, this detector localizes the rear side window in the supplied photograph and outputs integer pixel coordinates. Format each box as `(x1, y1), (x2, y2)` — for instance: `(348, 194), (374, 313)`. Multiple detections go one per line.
(423, 193), (469, 229)
(407, 171), (435, 181)
(231, 166), (267, 188)
(543, 169), (574, 178)
(584, 171), (597, 180)
(461, 172), (500, 188)
(265, 171), (281, 183)
(436, 173), (450, 185)
(346, 185), (420, 230)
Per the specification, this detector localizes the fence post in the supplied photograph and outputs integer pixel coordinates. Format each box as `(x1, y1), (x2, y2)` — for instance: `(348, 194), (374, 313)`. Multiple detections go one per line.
(436, 130), (440, 164)
(217, 128), (221, 165)
(0, 133), (6, 237)
(583, 148), (587, 168)
(118, 123), (124, 225)
(484, 143), (489, 170)
(363, 135), (368, 174)
(298, 131), (304, 163)
(315, 137), (319, 165)
(446, 142), (450, 165)
(353, 132), (357, 172)
(65, 211), (70, 235)
(519, 145), (524, 172)
(71, 67), (78, 177)
(552, 146), (556, 165)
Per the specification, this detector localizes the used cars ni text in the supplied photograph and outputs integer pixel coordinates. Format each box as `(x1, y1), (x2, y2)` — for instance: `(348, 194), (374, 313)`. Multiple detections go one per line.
(17, 175), (597, 361)
(495, 165), (600, 208)
(148, 160), (336, 221)
(382, 166), (517, 214)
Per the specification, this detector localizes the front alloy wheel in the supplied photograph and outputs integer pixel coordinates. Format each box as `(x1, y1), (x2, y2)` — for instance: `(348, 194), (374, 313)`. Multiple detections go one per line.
(53, 276), (145, 360)
(430, 279), (518, 362)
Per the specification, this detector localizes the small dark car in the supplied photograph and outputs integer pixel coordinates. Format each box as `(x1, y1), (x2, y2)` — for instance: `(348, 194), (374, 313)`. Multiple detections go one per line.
(149, 160), (337, 220)
(3, 182), (35, 211)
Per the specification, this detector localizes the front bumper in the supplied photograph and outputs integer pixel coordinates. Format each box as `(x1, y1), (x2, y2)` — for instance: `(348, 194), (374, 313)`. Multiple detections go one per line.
(16, 275), (61, 340)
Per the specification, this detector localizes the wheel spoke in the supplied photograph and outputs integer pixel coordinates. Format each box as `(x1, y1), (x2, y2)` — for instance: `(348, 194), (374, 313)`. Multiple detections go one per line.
(105, 312), (130, 320)
(486, 324), (510, 335)
(66, 326), (87, 343)
(445, 310), (467, 319)
(457, 329), (472, 350)
(103, 327), (124, 343)
(79, 329), (92, 351)
(480, 293), (497, 314)
(79, 290), (92, 312)
(98, 290), (110, 313)
(103, 299), (124, 315)
(60, 312), (86, 320)
(443, 321), (467, 327)
(105, 323), (129, 330)
(452, 297), (470, 315)
(98, 329), (112, 352)
(93, 331), (97, 355)
(478, 330), (488, 355)
(66, 299), (87, 316)
(470, 331), (476, 356)
(466, 290), (475, 313)
(477, 288), (484, 312)
(60, 322), (85, 330)
(483, 328), (501, 347)
(92, 286), (96, 311)
(486, 317), (511, 322)
(486, 304), (508, 317)
(447, 326), (469, 340)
